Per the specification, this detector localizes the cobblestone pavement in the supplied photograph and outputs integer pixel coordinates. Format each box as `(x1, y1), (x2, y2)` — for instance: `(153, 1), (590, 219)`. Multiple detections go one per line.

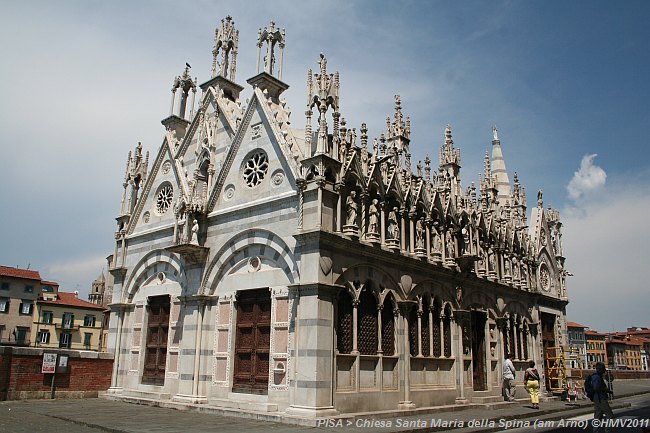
(2, 380), (649, 433)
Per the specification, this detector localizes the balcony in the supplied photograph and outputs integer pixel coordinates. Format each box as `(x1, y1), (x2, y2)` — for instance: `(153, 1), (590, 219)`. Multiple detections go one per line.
(55, 323), (80, 331)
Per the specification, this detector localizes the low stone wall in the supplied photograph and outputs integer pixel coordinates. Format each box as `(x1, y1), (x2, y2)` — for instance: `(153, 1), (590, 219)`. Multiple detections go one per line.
(0, 346), (114, 400)
(582, 369), (650, 380)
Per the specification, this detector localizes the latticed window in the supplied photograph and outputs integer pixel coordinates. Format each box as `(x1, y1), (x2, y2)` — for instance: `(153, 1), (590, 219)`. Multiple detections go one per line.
(421, 307), (430, 357)
(408, 308), (418, 356)
(516, 320), (523, 360)
(508, 317), (516, 359)
(432, 303), (441, 357)
(522, 323), (529, 360)
(337, 291), (353, 354)
(443, 306), (452, 357)
(243, 151), (269, 187)
(357, 289), (378, 355)
(381, 299), (395, 356)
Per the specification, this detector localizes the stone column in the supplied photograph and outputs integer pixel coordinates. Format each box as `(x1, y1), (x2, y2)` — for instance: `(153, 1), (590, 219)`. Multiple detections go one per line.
(400, 210), (406, 252)
(108, 306), (125, 393)
(455, 312), (469, 404)
(377, 305), (383, 355)
(398, 303), (415, 409)
(191, 298), (207, 402)
(409, 214), (415, 255)
(380, 202), (386, 244)
(286, 285), (338, 417)
(417, 308), (423, 357)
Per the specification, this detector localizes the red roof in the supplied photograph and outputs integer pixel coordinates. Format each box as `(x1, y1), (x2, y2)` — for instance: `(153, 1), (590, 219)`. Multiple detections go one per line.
(40, 280), (59, 287)
(585, 330), (606, 336)
(0, 266), (42, 281)
(567, 321), (587, 328)
(38, 292), (104, 310)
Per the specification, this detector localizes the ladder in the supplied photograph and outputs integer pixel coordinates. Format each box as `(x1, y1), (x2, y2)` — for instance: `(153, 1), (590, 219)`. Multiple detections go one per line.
(545, 346), (584, 399)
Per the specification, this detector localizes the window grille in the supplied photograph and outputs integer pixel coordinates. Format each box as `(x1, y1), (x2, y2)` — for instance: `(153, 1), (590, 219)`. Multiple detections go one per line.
(336, 291), (353, 354)
(357, 289), (377, 355)
(421, 306), (430, 357)
(381, 301), (395, 356)
(408, 307), (418, 356)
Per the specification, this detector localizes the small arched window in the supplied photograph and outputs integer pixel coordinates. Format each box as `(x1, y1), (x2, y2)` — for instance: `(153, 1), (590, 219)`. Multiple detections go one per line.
(336, 291), (353, 354)
(357, 289), (378, 355)
(381, 297), (395, 356)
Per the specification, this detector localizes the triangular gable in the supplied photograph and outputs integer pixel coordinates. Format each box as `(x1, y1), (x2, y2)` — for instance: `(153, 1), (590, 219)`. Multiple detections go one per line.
(206, 88), (301, 213)
(127, 138), (183, 235)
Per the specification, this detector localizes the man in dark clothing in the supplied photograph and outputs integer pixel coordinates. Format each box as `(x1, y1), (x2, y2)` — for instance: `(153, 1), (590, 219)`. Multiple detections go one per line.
(592, 362), (614, 431)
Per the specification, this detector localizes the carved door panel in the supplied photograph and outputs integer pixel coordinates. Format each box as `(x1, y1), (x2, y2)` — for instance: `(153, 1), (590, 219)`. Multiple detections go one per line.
(233, 289), (271, 394)
(142, 295), (170, 385)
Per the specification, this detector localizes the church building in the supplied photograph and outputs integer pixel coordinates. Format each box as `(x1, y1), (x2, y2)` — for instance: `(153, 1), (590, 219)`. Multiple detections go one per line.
(107, 16), (569, 416)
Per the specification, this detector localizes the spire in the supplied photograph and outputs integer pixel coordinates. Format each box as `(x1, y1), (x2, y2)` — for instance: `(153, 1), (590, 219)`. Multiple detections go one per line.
(256, 21), (286, 79)
(306, 53), (340, 156)
(212, 15), (239, 80)
(490, 125), (512, 206)
(248, 20), (289, 102)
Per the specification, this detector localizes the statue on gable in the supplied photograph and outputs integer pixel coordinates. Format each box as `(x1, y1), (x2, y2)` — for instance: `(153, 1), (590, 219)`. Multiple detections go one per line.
(368, 199), (380, 234)
(346, 191), (358, 227)
(415, 219), (425, 249)
(387, 207), (399, 240)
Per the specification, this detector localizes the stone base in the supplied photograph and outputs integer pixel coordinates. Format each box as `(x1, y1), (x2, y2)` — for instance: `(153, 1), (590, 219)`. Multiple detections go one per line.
(172, 393), (208, 404)
(385, 238), (400, 251)
(285, 405), (338, 418)
(455, 397), (470, 404)
(166, 243), (209, 264)
(398, 401), (416, 410)
(365, 233), (380, 244)
(106, 386), (123, 395)
(342, 225), (359, 239)
(414, 247), (427, 258)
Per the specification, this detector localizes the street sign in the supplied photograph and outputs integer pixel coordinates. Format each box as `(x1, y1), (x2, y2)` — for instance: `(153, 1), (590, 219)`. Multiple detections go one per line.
(56, 354), (69, 373)
(42, 353), (57, 374)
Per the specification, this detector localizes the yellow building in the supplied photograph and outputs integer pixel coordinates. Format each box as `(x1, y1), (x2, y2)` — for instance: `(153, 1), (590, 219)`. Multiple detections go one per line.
(585, 330), (607, 369)
(33, 291), (105, 351)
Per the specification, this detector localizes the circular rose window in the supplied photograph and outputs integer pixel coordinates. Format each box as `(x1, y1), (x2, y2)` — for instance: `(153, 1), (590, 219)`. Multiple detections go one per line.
(243, 151), (269, 188)
(155, 184), (173, 215)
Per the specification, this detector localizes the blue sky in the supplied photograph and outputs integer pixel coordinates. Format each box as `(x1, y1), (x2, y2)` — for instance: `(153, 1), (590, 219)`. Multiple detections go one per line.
(1, 1), (648, 332)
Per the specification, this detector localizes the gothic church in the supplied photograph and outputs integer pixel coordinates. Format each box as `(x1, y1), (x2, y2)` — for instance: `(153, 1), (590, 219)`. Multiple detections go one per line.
(107, 16), (569, 416)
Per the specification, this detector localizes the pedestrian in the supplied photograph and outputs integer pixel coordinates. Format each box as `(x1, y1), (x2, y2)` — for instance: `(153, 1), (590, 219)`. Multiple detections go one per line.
(524, 360), (540, 409)
(590, 362), (614, 430)
(502, 352), (516, 402)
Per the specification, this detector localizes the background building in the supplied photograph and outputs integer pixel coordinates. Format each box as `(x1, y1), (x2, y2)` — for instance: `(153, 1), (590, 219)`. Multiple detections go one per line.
(585, 329), (607, 369)
(567, 322), (587, 369)
(33, 291), (106, 351)
(0, 266), (58, 346)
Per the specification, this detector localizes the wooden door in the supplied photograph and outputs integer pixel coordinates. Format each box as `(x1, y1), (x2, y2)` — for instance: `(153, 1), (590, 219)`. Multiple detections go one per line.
(541, 312), (556, 390)
(142, 295), (170, 385)
(233, 289), (271, 394)
(471, 311), (487, 391)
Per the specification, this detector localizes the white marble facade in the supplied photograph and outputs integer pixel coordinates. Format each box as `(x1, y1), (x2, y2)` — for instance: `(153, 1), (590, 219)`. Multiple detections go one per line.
(106, 16), (569, 416)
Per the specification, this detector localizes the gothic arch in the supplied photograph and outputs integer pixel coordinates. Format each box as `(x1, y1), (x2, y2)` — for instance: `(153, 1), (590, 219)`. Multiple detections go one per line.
(502, 299), (533, 322)
(334, 264), (401, 300)
(122, 250), (187, 302)
(408, 280), (455, 306)
(201, 228), (298, 295)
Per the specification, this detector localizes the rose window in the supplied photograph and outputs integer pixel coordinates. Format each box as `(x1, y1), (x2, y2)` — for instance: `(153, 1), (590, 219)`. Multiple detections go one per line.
(155, 184), (173, 215)
(243, 151), (269, 188)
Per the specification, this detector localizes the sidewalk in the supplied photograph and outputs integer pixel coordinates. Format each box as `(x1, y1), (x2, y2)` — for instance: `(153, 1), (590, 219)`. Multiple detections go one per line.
(1, 379), (649, 433)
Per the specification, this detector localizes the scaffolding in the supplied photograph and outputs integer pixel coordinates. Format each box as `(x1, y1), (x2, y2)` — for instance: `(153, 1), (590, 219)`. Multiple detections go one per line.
(545, 346), (584, 400)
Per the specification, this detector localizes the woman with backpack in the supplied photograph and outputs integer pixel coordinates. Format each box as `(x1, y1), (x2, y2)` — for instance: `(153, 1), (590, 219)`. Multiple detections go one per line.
(524, 360), (541, 409)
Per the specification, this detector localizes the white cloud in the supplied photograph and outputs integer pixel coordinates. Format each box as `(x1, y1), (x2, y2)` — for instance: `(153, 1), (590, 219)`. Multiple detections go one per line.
(43, 255), (108, 299)
(562, 178), (650, 332)
(566, 154), (607, 200)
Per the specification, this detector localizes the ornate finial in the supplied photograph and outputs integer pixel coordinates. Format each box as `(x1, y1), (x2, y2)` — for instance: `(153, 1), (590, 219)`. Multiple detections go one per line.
(445, 124), (452, 142)
(424, 155), (431, 181)
(256, 20), (286, 78)
(307, 53), (340, 156)
(492, 125), (499, 141)
(537, 190), (543, 207)
(212, 15), (239, 80)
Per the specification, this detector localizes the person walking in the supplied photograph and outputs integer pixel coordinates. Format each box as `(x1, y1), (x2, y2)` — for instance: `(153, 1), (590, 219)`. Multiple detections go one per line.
(502, 353), (516, 402)
(590, 362), (614, 431)
(524, 360), (541, 409)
